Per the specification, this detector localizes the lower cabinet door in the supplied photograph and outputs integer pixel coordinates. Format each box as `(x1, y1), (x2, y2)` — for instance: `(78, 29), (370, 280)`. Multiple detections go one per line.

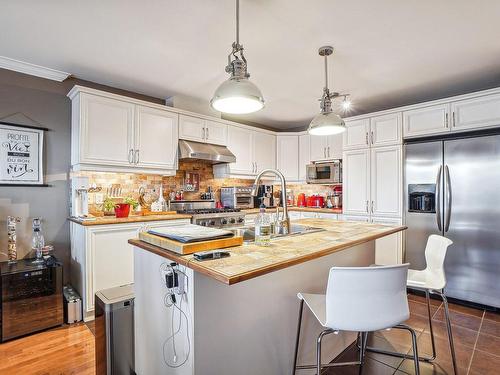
(372, 217), (403, 265)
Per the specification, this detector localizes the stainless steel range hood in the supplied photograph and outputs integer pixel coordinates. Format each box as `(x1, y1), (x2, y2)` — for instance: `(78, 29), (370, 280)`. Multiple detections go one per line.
(178, 139), (236, 164)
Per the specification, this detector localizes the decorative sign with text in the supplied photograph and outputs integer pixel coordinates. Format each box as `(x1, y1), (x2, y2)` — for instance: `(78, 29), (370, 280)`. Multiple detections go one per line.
(0, 123), (44, 185)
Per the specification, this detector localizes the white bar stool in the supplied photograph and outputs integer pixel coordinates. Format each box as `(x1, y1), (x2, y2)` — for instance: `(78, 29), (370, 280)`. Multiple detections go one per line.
(364, 235), (457, 374)
(292, 264), (420, 375)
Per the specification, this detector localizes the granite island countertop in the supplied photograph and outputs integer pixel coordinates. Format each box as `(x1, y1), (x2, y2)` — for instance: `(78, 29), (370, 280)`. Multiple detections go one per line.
(69, 213), (192, 226)
(129, 218), (406, 285)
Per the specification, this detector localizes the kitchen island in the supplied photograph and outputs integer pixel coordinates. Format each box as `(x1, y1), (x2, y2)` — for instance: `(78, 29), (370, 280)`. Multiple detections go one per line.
(130, 219), (406, 375)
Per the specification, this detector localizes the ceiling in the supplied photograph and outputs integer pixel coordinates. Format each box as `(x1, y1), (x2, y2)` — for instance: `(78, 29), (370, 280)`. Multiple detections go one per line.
(1, 0), (500, 130)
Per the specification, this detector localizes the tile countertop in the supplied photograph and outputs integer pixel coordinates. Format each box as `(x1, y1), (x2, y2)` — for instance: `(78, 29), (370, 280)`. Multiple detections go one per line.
(129, 218), (406, 285)
(242, 207), (343, 214)
(68, 213), (192, 226)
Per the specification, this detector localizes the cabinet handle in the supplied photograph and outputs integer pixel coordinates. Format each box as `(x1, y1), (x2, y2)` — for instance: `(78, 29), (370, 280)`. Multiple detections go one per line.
(202, 128), (206, 140)
(128, 149), (134, 164)
(254, 162), (257, 173)
(371, 201), (374, 213)
(366, 200), (369, 213)
(365, 132), (369, 145)
(445, 113), (449, 128)
(135, 150), (140, 164)
(452, 112), (455, 127)
(327, 146), (330, 158)
(206, 127), (209, 139)
(371, 131), (374, 144)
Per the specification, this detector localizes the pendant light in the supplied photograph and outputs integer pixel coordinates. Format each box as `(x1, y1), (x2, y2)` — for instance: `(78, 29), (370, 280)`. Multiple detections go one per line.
(210, 0), (264, 114)
(308, 46), (350, 136)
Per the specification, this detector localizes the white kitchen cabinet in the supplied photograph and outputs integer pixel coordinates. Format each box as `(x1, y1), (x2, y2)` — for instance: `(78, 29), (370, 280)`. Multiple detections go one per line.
(309, 134), (343, 161)
(370, 113), (402, 147)
(74, 92), (135, 167)
(214, 126), (276, 178)
(69, 86), (178, 175)
(372, 217), (403, 265)
(403, 104), (450, 138)
(370, 146), (402, 217)
(451, 93), (500, 131)
(343, 149), (370, 215)
(70, 219), (190, 321)
(277, 135), (299, 181)
(254, 131), (276, 173)
(178, 114), (227, 146)
(135, 105), (178, 170)
(299, 134), (311, 181)
(225, 125), (255, 175)
(343, 118), (370, 150)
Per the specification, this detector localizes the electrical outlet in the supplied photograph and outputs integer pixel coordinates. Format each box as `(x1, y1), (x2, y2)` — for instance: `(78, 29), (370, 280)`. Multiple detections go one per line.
(88, 193), (95, 205)
(95, 193), (104, 204)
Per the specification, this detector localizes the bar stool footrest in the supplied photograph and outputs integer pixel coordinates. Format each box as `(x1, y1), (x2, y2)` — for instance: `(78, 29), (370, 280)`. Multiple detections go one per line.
(296, 361), (361, 370)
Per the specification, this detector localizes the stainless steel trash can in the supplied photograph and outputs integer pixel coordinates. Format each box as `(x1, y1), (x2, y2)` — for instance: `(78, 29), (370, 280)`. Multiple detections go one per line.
(95, 284), (135, 375)
(63, 285), (82, 324)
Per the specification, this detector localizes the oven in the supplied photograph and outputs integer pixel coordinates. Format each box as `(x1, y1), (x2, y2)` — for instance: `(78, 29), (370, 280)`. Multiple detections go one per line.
(306, 160), (342, 184)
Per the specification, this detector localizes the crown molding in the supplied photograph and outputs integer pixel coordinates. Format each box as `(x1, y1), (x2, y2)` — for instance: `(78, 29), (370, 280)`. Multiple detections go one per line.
(0, 56), (71, 82)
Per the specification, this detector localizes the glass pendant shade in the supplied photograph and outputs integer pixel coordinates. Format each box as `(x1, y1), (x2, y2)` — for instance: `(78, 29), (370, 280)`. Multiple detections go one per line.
(211, 77), (264, 114)
(308, 111), (346, 135)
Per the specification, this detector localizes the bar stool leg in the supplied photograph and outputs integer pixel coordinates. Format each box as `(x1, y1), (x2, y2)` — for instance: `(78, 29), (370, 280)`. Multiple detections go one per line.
(316, 329), (332, 375)
(437, 290), (458, 375)
(425, 289), (437, 361)
(396, 324), (420, 375)
(292, 299), (304, 375)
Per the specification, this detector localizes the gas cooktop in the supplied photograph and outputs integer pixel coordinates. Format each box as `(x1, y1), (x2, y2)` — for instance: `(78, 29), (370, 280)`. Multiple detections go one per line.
(177, 208), (241, 215)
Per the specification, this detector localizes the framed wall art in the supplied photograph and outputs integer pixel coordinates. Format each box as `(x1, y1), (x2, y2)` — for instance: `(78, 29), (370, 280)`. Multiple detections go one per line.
(0, 122), (47, 186)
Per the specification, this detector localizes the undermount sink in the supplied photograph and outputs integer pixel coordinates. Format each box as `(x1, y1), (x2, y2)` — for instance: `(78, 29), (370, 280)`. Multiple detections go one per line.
(229, 224), (325, 244)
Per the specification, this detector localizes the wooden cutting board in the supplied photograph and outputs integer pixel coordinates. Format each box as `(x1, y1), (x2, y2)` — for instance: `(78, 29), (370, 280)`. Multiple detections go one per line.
(141, 210), (178, 216)
(138, 231), (243, 255)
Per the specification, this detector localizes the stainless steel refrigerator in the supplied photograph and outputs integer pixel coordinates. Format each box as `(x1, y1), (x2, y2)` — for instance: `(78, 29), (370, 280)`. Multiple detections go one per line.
(404, 133), (500, 308)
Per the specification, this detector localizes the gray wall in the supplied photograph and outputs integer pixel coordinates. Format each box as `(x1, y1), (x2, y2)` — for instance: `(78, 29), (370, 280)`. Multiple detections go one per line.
(0, 69), (71, 278)
(0, 69), (163, 282)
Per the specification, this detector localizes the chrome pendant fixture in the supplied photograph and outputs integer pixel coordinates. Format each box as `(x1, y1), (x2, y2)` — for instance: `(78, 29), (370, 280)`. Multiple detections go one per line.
(210, 0), (264, 114)
(308, 46), (350, 136)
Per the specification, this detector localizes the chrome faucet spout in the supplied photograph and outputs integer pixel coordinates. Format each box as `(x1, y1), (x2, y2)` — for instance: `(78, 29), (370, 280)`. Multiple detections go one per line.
(252, 169), (290, 234)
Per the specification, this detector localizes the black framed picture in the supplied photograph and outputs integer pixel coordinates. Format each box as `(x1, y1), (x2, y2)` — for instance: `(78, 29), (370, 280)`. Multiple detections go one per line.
(0, 122), (45, 185)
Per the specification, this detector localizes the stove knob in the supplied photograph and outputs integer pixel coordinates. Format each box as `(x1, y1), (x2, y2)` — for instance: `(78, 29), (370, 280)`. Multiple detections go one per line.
(229, 218), (236, 224)
(237, 217), (245, 223)
(209, 220), (216, 226)
(221, 219), (228, 225)
(200, 221), (207, 226)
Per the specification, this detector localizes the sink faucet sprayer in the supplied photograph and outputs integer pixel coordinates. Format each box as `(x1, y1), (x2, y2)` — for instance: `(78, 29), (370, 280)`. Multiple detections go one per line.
(251, 169), (290, 235)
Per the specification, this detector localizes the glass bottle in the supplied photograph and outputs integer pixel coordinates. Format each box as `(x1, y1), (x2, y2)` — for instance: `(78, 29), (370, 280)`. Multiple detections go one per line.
(31, 218), (45, 264)
(255, 203), (271, 246)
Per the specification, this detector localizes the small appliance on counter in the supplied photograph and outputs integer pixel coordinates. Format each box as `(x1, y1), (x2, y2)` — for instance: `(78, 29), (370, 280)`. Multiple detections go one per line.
(306, 195), (325, 208)
(1, 256), (63, 342)
(220, 186), (254, 209)
(71, 176), (91, 219)
(253, 185), (273, 208)
(296, 193), (306, 207)
(306, 160), (342, 184)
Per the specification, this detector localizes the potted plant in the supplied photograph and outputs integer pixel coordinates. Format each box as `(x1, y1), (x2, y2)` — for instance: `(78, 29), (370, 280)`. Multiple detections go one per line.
(102, 197), (117, 216)
(114, 197), (139, 218)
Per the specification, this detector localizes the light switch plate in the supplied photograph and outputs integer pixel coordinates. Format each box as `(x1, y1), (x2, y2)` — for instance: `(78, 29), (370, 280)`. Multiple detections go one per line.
(95, 193), (104, 204)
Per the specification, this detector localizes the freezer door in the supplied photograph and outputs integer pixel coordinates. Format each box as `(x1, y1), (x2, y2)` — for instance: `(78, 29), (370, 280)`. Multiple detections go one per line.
(404, 141), (444, 270)
(443, 135), (500, 307)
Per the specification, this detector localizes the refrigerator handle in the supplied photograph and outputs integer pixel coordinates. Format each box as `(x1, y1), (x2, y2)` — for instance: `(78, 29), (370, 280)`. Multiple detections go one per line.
(444, 165), (452, 232)
(436, 165), (442, 231)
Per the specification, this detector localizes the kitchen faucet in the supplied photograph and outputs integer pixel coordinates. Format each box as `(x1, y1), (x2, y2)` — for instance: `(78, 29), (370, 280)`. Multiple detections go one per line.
(251, 169), (290, 235)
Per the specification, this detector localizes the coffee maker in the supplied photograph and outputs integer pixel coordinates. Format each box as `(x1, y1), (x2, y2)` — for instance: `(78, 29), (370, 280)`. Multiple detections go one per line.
(253, 185), (274, 208)
(71, 176), (90, 218)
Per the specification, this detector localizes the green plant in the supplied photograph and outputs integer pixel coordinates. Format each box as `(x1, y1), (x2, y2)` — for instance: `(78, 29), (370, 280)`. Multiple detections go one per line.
(124, 196), (139, 210)
(103, 197), (117, 212)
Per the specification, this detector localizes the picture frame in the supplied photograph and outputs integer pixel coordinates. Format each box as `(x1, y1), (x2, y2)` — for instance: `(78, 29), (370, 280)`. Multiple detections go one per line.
(0, 122), (47, 186)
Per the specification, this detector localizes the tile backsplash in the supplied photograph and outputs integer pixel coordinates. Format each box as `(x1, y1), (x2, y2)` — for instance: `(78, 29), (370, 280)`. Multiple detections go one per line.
(75, 160), (335, 210)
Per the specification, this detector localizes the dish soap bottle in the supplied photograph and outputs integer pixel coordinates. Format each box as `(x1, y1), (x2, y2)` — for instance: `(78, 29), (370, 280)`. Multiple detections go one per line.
(255, 203), (271, 246)
(31, 217), (45, 264)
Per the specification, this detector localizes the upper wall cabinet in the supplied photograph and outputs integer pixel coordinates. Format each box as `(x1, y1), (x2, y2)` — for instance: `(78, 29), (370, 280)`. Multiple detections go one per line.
(403, 104), (450, 138)
(135, 105), (178, 170)
(343, 119), (370, 150)
(179, 114), (227, 146)
(214, 126), (276, 178)
(344, 114), (402, 150)
(277, 135), (299, 181)
(451, 93), (500, 131)
(309, 134), (343, 161)
(370, 113), (402, 147)
(69, 86), (178, 175)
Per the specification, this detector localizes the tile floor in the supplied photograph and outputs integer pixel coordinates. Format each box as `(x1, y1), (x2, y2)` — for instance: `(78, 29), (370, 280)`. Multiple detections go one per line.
(327, 293), (500, 375)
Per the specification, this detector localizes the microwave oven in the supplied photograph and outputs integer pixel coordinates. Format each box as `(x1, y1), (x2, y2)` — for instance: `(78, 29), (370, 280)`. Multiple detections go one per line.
(306, 160), (342, 184)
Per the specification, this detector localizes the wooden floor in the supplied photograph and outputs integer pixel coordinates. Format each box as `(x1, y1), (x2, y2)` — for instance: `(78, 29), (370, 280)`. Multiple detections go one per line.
(0, 293), (498, 374)
(0, 323), (94, 375)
